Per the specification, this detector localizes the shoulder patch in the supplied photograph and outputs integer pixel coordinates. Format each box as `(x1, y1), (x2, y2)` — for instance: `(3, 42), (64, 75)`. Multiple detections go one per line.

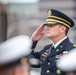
(73, 44), (76, 47)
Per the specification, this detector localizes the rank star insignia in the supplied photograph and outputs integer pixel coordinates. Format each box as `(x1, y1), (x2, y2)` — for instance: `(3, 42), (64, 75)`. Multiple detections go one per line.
(48, 10), (51, 17)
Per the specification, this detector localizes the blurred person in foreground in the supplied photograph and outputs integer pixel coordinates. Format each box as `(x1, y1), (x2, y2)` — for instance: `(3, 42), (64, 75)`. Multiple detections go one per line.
(57, 48), (76, 75)
(31, 9), (76, 75)
(0, 35), (32, 75)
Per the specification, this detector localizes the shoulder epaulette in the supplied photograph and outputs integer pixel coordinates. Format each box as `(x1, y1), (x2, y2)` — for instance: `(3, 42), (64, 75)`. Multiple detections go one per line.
(73, 44), (76, 48)
(46, 43), (52, 46)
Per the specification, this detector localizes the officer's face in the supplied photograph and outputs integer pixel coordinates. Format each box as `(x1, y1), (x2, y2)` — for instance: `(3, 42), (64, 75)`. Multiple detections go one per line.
(45, 24), (66, 39)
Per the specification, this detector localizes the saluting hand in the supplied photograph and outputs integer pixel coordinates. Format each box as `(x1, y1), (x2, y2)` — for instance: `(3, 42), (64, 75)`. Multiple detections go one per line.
(31, 24), (45, 41)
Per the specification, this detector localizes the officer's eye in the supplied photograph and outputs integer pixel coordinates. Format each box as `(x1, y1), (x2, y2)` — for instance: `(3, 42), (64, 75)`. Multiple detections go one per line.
(48, 24), (57, 27)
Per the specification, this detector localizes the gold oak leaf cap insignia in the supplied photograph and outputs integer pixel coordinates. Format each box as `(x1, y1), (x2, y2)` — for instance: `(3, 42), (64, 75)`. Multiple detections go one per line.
(48, 10), (52, 17)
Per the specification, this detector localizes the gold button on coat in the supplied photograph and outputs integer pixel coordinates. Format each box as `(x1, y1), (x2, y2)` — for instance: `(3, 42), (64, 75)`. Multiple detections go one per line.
(47, 70), (50, 73)
(56, 69), (61, 74)
(48, 62), (50, 65)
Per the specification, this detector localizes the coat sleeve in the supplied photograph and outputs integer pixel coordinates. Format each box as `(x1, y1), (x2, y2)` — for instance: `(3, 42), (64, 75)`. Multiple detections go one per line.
(30, 41), (41, 68)
(31, 41), (42, 59)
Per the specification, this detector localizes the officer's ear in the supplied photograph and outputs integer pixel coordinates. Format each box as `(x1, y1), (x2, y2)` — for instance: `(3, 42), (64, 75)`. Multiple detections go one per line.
(60, 25), (66, 33)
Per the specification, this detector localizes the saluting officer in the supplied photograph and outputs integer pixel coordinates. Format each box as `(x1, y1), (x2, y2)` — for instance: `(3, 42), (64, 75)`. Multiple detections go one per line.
(31, 9), (76, 75)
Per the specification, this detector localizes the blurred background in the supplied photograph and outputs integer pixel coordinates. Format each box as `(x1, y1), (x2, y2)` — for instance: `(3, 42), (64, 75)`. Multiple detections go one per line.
(0, 0), (76, 75)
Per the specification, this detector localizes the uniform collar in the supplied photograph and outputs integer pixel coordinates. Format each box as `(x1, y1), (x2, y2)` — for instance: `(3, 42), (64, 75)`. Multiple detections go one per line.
(53, 36), (67, 48)
(48, 37), (70, 57)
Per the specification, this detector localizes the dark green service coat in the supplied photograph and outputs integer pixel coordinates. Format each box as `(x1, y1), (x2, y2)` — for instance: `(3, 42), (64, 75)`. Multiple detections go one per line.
(31, 38), (76, 75)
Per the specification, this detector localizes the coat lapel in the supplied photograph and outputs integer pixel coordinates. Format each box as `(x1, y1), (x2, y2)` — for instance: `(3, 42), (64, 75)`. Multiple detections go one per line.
(48, 37), (70, 57)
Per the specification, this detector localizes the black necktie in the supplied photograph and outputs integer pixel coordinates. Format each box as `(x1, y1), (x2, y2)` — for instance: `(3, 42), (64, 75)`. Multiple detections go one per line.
(41, 45), (54, 64)
(48, 45), (54, 56)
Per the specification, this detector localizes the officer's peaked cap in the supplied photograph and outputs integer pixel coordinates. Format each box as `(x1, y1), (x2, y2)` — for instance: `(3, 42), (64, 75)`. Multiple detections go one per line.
(0, 35), (32, 67)
(44, 9), (75, 28)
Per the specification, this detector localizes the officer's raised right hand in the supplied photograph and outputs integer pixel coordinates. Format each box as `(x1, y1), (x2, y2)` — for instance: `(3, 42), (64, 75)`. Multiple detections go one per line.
(31, 24), (45, 41)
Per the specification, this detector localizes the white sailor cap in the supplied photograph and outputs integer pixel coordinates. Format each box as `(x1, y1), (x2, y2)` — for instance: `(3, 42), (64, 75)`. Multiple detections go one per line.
(0, 35), (32, 66)
(56, 48), (76, 71)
